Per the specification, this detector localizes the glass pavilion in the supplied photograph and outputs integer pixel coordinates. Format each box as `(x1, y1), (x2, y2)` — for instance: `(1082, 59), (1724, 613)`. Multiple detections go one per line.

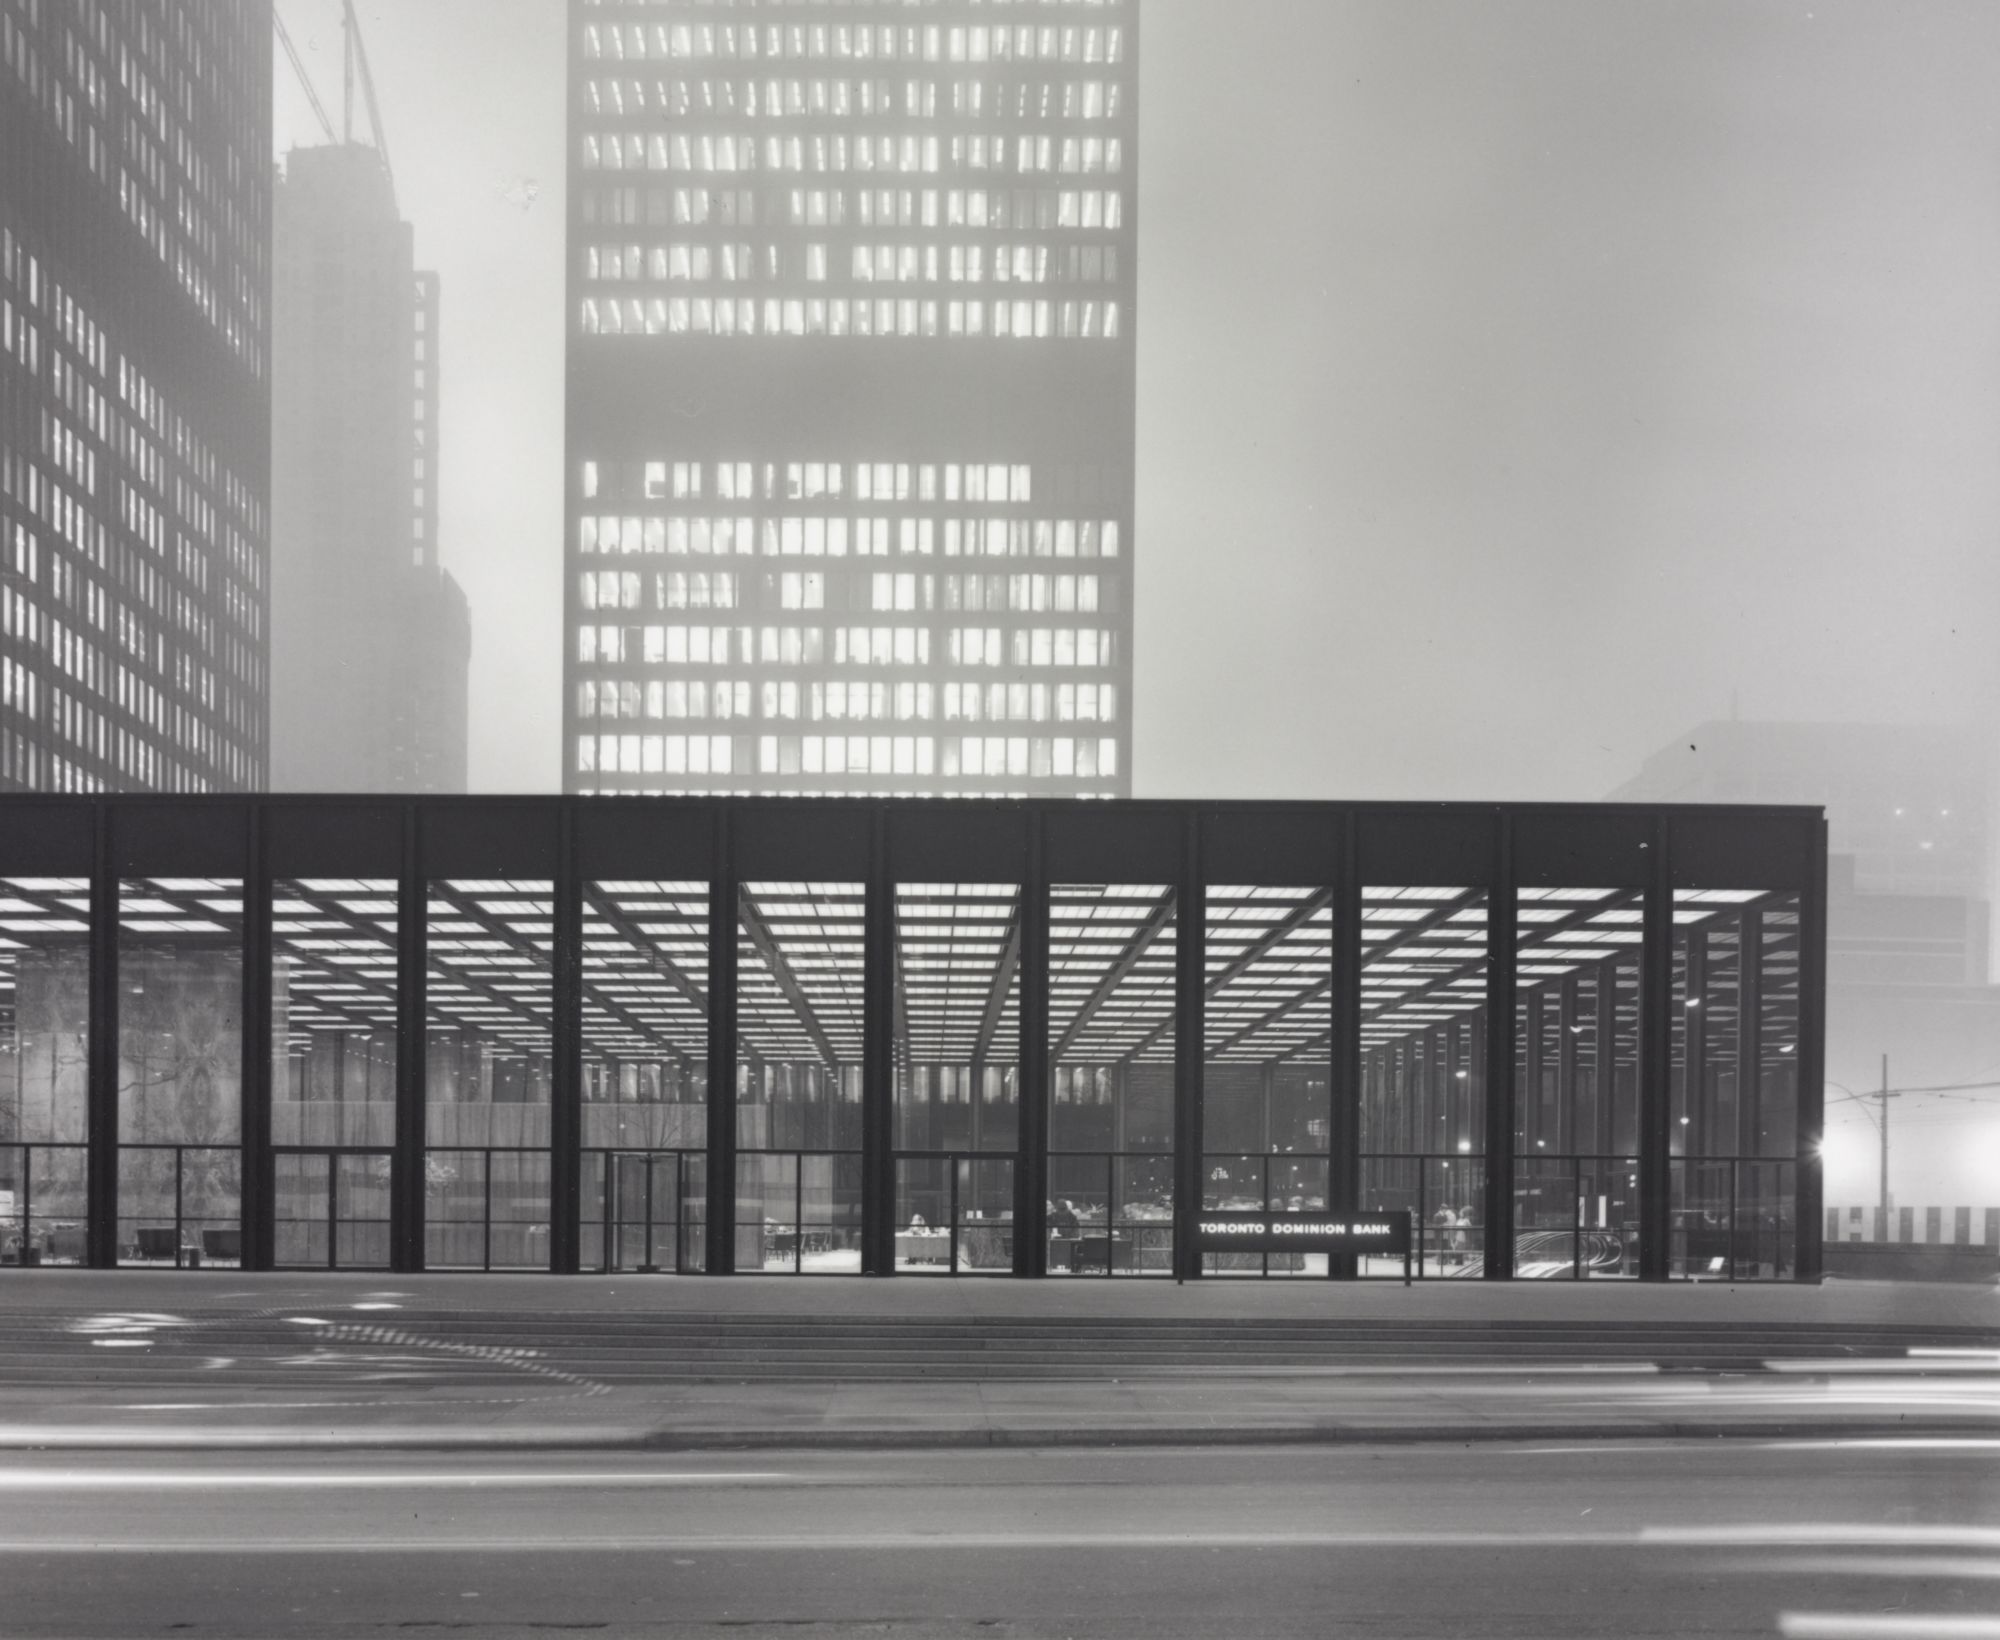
(0, 796), (1824, 1282)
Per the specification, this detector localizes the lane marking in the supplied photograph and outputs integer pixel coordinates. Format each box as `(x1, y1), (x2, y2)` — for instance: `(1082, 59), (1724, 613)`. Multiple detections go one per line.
(1758, 1439), (2000, 1453)
(0, 1531), (1648, 1553)
(1644, 1527), (2000, 1550)
(1779, 1617), (2000, 1639)
(1747, 1557), (2000, 1581)
(0, 1470), (799, 1490)
(1, 1526), (1994, 1553)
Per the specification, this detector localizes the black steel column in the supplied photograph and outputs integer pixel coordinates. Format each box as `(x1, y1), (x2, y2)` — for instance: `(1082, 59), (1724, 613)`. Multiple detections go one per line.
(1637, 815), (1674, 1280)
(1329, 811), (1360, 1278)
(85, 803), (117, 1268)
(1482, 815), (1516, 1279)
(1685, 926), (1708, 1157)
(1556, 975), (1578, 1156)
(1594, 959), (1618, 1158)
(1795, 820), (1828, 1282)
(861, 807), (894, 1275)
(1172, 812), (1204, 1280)
(1522, 984), (1544, 1154)
(704, 805), (738, 1275)
(1014, 811), (1049, 1276)
(241, 805), (272, 1271)
(549, 803), (582, 1274)
(391, 804), (427, 1273)
(1736, 908), (1763, 1158)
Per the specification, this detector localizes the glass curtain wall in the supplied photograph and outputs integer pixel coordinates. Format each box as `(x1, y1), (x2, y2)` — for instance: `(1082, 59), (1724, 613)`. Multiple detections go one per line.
(1671, 890), (1801, 1279)
(271, 880), (399, 1268)
(581, 879), (709, 1273)
(0, 877), (89, 1265)
(1359, 887), (1487, 1277)
(736, 881), (864, 1273)
(1201, 886), (1332, 1277)
(893, 883), (1019, 1274)
(424, 880), (554, 1271)
(117, 879), (244, 1267)
(1048, 883), (1175, 1276)
(1512, 889), (1643, 1279)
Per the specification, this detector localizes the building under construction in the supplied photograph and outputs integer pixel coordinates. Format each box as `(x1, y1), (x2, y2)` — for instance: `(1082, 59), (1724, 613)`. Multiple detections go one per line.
(269, 3), (470, 793)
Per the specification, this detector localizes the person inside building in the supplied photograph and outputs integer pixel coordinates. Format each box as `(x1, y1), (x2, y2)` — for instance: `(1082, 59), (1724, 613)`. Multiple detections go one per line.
(1049, 1199), (1080, 1235)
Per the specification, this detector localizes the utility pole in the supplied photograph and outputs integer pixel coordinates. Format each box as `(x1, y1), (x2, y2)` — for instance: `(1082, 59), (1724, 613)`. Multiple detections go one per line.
(1878, 1052), (1890, 1227)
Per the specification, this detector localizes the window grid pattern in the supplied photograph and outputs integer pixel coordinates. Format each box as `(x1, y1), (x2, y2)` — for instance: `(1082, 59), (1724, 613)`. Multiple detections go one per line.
(1, 4), (270, 794)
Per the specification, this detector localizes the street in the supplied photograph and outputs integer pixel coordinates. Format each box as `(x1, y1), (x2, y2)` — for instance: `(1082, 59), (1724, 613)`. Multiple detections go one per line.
(3, 1440), (1996, 1638)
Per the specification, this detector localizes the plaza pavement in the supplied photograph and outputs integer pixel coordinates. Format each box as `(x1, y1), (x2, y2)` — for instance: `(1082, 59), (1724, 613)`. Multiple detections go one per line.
(0, 1270), (1991, 1451)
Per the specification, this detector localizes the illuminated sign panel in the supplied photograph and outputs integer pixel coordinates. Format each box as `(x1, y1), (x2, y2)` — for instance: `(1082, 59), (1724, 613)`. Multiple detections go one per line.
(1194, 1213), (1413, 1255)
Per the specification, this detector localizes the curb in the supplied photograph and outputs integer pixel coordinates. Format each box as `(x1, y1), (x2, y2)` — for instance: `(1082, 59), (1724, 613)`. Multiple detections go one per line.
(0, 1416), (1990, 1453)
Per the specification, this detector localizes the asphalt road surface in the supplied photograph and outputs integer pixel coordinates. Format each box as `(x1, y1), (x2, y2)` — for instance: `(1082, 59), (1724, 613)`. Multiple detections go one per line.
(2, 1440), (1996, 1639)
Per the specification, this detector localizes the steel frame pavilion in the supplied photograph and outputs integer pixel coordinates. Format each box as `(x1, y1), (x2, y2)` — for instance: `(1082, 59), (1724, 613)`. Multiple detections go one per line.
(0, 795), (1826, 1281)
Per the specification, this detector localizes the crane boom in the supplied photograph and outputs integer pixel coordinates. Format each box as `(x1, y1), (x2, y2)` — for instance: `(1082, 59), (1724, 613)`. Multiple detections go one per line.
(343, 0), (397, 214)
(273, 9), (338, 146)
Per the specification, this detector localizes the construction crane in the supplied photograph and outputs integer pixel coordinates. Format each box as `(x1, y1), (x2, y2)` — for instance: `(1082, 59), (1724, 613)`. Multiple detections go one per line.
(341, 0), (397, 214)
(273, 9), (337, 145)
(272, 2), (397, 214)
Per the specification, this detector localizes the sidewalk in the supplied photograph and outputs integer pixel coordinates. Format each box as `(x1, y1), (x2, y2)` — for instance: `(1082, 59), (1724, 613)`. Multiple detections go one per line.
(3, 1267), (1995, 1325)
(0, 1272), (1991, 1451)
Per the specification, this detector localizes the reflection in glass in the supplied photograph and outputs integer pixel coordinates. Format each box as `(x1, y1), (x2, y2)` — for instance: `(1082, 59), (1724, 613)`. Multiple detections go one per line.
(0, 876), (90, 1147)
(1670, 891), (1801, 1278)
(894, 1155), (1014, 1273)
(894, 883), (1019, 1153)
(425, 1148), (552, 1271)
(424, 880), (553, 1148)
(1360, 887), (1487, 1157)
(0, 876), (91, 1266)
(273, 880), (398, 1148)
(1048, 883), (1175, 1276)
(582, 880), (708, 1151)
(1512, 888), (1643, 1279)
(588, 1148), (703, 1274)
(1363, 1155), (1486, 1278)
(737, 883), (863, 1271)
(1202, 886), (1332, 1275)
(274, 1151), (392, 1270)
(118, 879), (243, 1266)
(736, 1149), (862, 1274)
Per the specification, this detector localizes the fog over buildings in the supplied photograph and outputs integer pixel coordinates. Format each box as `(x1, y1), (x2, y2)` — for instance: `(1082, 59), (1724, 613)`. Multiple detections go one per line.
(277, 0), (2000, 808)
(271, 139), (469, 793)
(3, 0), (2000, 1235)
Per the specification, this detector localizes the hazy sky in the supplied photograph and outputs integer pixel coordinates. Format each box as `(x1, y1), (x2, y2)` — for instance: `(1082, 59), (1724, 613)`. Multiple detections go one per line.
(273, 0), (2000, 799)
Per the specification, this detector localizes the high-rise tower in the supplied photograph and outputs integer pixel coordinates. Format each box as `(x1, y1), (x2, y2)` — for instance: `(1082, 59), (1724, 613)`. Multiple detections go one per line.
(270, 143), (469, 793)
(0, 0), (273, 791)
(564, 0), (1136, 795)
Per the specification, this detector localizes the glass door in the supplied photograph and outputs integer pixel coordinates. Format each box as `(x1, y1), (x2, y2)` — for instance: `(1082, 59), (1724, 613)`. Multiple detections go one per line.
(602, 1151), (699, 1273)
(274, 1149), (392, 1270)
(894, 1154), (1014, 1274)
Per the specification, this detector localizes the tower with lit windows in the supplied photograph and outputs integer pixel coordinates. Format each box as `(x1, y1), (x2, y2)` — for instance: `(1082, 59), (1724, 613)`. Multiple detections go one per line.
(564, 0), (1136, 795)
(0, 1), (272, 792)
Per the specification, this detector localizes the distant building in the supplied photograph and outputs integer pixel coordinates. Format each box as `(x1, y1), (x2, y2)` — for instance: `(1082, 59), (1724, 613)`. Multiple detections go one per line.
(563, 0), (1138, 796)
(1612, 720), (2000, 1206)
(1610, 721), (1987, 901)
(0, 1), (273, 791)
(270, 145), (468, 792)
